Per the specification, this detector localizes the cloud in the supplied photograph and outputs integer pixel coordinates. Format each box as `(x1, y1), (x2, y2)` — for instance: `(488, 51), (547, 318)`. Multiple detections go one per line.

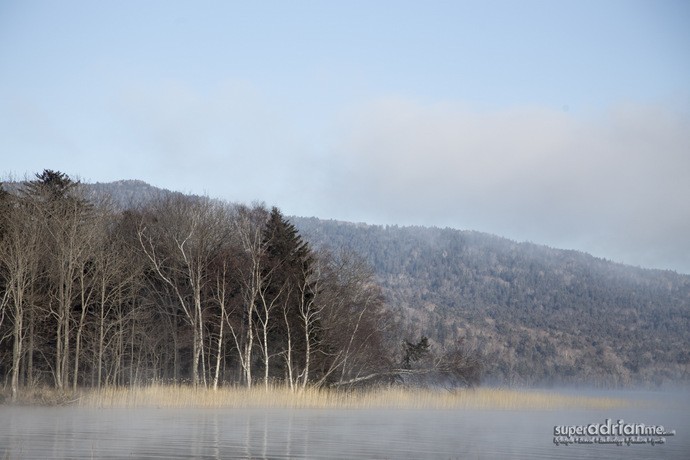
(6, 77), (686, 273)
(324, 97), (690, 273)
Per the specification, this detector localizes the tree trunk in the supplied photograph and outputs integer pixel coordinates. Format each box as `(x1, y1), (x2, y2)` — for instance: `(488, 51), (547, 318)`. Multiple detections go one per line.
(11, 299), (23, 402)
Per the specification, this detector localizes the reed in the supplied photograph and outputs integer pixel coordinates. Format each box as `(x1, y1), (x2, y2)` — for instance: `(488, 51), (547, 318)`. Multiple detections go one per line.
(75, 385), (630, 411)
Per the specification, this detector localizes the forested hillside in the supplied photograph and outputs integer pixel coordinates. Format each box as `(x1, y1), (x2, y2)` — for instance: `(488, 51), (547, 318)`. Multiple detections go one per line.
(83, 181), (690, 386)
(292, 218), (690, 387)
(4, 176), (685, 393)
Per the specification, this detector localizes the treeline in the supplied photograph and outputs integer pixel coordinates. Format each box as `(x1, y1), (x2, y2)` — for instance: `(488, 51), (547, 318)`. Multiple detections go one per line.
(10, 176), (685, 389)
(0, 171), (480, 402)
(292, 218), (690, 387)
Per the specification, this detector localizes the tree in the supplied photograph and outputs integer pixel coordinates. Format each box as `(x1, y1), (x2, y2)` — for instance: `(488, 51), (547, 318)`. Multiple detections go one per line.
(204, 202), (239, 390)
(228, 203), (269, 388)
(436, 339), (482, 388)
(0, 188), (43, 400)
(137, 194), (225, 387)
(85, 203), (142, 388)
(259, 208), (318, 389)
(393, 336), (482, 388)
(312, 251), (392, 388)
(294, 250), (325, 389)
(402, 336), (430, 369)
(22, 170), (94, 390)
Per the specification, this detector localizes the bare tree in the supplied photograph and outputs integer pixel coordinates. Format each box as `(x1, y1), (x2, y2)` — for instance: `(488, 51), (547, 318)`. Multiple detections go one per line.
(206, 203), (239, 390)
(21, 171), (94, 390)
(210, 256), (229, 390)
(227, 204), (269, 388)
(310, 251), (391, 388)
(255, 269), (286, 389)
(137, 195), (224, 387)
(87, 207), (142, 388)
(0, 192), (42, 401)
(295, 253), (325, 389)
(70, 202), (112, 390)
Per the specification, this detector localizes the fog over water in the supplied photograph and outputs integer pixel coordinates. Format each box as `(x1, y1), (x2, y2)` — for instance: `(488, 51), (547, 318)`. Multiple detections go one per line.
(2, 390), (688, 459)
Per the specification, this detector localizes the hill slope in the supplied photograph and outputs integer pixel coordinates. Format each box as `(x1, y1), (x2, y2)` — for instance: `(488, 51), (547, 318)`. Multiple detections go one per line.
(292, 217), (690, 387)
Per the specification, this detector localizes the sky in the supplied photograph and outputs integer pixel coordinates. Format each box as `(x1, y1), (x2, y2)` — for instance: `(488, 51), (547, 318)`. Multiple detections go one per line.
(1, 0), (689, 274)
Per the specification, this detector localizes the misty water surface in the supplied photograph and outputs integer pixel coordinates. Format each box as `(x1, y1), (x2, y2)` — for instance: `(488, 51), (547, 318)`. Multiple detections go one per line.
(1, 390), (688, 459)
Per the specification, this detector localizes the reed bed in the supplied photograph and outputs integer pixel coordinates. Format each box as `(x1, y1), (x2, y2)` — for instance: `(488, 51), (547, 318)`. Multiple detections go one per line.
(75, 385), (630, 411)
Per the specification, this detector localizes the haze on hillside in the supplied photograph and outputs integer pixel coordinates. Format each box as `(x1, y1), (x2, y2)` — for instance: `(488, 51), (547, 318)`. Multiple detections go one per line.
(1, 1), (688, 273)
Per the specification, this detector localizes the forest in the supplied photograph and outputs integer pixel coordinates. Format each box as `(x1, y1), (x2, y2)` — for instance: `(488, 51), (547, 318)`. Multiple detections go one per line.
(293, 217), (690, 387)
(0, 171), (479, 402)
(3, 173), (688, 400)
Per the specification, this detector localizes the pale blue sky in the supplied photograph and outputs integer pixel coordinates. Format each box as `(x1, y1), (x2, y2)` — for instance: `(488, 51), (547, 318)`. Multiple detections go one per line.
(1, 0), (689, 273)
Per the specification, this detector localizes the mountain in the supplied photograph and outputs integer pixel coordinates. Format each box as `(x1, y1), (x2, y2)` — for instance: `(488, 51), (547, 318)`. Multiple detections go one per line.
(291, 217), (690, 387)
(83, 180), (690, 386)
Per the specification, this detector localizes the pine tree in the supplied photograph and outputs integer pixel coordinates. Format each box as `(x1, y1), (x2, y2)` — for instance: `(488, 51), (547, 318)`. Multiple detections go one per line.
(402, 336), (430, 369)
(260, 207), (317, 386)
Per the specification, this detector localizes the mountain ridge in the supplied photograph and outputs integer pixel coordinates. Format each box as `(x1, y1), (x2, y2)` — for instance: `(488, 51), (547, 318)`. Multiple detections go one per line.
(290, 216), (690, 386)
(64, 179), (688, 276)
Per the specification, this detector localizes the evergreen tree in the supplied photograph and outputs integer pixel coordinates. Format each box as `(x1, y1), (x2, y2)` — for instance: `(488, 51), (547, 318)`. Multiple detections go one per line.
(263, 207), (313, 277)
(261, 207), (318, 384)
(402, 336), (430, 369)
(23, 169), (80, 202)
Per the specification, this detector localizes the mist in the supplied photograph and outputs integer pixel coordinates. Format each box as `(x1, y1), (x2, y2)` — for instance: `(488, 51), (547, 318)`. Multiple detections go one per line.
(321, 98), (690, 273)
(2, 388), (688, 459)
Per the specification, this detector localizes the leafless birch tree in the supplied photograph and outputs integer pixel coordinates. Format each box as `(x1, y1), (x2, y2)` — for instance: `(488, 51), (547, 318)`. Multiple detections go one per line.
(137, 195), (224, 387)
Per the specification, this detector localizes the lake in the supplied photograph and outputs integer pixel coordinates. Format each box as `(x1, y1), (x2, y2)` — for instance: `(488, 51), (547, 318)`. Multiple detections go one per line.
(1, 389), (688, 459)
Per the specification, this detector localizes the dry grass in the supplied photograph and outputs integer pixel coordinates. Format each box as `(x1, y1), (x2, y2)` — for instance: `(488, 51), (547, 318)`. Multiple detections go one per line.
(73, 385), (630, 411)
(2, 387), (82, 406)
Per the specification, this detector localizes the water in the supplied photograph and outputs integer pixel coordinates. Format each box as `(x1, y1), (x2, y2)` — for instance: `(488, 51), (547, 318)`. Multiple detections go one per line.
(1, 390), (688, 459)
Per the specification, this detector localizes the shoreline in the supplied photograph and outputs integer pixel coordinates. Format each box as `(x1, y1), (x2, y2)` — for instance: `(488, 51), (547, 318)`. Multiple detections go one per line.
(1, 385), (634, 411)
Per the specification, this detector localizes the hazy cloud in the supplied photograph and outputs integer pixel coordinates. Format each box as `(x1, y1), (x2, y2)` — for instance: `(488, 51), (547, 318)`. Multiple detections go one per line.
(4, 81), (687, 273)
(324, 98), (690, 273)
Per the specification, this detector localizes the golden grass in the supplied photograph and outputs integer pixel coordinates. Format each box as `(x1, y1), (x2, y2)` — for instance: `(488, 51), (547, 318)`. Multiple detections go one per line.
(3, 386), (82, 406)
(74, 385), (630, 411)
